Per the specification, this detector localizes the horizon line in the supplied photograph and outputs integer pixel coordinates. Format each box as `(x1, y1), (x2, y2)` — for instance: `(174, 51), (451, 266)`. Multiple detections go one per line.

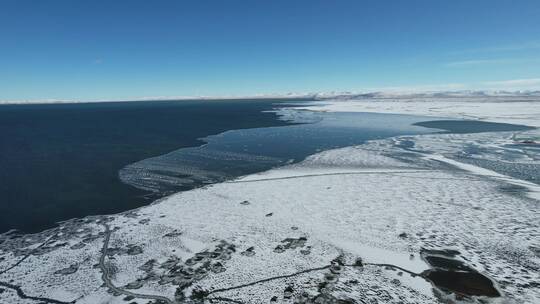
(2, 88), (540, 105)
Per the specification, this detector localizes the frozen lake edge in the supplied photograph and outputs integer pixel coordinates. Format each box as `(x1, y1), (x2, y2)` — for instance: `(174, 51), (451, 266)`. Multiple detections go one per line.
(1, 98), (539, 304)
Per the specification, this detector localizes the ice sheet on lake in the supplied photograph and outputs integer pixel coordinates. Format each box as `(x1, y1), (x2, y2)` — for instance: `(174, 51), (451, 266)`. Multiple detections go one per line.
(118, 109), (432, 194)
(119, 147), (284, 192)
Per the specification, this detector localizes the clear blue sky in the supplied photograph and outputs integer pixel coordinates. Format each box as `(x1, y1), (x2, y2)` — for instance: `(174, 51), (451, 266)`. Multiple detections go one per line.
(1, 0), (540, 100)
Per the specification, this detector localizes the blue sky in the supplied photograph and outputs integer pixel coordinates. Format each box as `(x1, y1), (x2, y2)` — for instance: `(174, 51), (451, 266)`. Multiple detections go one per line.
(1, 0), (540, 100)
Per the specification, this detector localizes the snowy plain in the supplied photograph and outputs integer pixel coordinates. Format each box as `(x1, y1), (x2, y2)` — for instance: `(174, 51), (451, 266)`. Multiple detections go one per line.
(294, 96), (540, 128)
(0, 96), (539, 304)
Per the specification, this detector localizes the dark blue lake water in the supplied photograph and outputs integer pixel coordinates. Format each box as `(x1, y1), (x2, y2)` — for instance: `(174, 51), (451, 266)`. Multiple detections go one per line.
(0, 99), (301, 233)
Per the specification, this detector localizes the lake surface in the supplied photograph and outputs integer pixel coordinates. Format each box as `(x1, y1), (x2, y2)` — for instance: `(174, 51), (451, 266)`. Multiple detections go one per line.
(1, 101), (532, 234)
(414, 120), (534, 133)
(0, 99), (302, 233)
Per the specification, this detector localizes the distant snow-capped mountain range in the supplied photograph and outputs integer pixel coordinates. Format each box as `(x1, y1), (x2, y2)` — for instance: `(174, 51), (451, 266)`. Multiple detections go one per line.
(311, 90), (540, 100)
(1, 90), (540, 104)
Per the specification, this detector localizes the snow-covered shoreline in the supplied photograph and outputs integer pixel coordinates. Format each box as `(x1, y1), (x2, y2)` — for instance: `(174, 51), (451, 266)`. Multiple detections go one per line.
(1, 99), (539, 304)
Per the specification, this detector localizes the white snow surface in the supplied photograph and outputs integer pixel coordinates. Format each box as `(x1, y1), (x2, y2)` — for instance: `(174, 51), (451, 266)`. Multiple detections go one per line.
(295, 97), (540, 127)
